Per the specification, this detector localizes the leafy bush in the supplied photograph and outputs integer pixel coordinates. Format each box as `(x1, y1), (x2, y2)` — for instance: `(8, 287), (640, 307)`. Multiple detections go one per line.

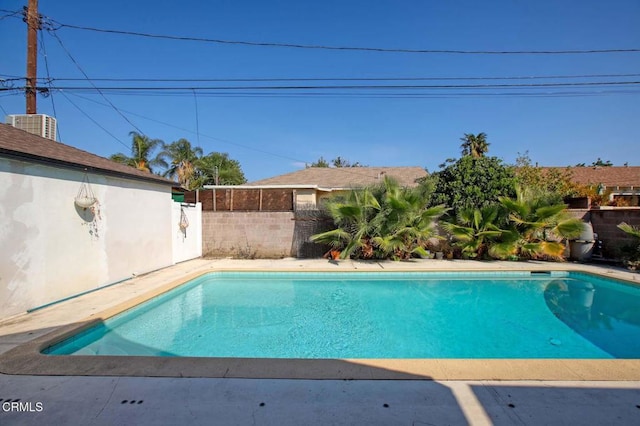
(430, 156), (517, 217)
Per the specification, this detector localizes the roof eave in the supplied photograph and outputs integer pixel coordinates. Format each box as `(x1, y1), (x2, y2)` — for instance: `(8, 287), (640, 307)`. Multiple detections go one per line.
(0, 148), (175, 186)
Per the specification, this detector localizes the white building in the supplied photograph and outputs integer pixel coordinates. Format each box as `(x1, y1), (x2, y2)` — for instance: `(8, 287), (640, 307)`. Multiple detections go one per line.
(0, 124), (200, 320)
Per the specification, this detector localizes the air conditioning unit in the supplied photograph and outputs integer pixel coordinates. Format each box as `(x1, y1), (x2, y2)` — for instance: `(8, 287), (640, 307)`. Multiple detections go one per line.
(5, 114), (57, 141)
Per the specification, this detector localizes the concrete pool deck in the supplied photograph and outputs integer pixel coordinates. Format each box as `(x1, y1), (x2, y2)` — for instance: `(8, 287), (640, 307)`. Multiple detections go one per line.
(1, 258), (640, 424)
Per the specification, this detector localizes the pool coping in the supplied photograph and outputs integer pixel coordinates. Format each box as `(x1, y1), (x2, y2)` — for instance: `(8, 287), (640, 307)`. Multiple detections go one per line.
(2, 259), (640, 381)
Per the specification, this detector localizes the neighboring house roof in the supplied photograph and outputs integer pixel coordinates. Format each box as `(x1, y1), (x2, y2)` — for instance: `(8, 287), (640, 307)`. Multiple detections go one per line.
(0, 124), (174, 185)
(247, 166), (427, 189)
(542, 166), (640, 188)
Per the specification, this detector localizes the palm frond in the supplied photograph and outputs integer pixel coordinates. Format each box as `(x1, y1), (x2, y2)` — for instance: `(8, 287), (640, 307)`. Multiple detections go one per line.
(310, 229), (351, 248)
(534, 204), (566, 220)
(618, 222), (640, 239)
(555, 218), (585, 239)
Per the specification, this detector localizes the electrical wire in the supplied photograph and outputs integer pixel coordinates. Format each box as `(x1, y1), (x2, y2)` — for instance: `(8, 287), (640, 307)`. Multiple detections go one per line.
(5, 82), (639, 98)
(62, 91), (401, 182)
(47, 19), (640, 55)
(13, 80), (640, 92)
(39, 30), (62, 142)
(0, 9), (21, 20)
(46, 29), (146, 135)
(38, 73), (640, 83)
(64, 91), (318, 165)
(42, 84), (640, 99)
(57, 90), (130, 150)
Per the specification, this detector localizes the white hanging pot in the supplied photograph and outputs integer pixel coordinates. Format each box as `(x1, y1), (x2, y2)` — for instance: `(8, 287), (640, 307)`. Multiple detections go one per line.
(75, 171), (98, 209)
(75, 196), (97, 209)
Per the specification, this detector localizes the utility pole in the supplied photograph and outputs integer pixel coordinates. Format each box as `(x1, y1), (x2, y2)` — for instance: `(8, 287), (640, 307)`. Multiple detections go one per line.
(25, 0), (39, 114)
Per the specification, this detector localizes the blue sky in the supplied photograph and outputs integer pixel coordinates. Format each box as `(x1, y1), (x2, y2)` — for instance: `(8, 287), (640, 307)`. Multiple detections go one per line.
(1, 0), (639, 181)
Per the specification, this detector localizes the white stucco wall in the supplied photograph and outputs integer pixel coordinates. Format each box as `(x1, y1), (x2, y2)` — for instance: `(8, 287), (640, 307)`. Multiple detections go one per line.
(0, 158), (173, 319)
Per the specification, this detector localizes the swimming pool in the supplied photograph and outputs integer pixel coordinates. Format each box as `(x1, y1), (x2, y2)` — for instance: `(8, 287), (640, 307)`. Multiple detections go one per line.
(43, 271), (640, 359)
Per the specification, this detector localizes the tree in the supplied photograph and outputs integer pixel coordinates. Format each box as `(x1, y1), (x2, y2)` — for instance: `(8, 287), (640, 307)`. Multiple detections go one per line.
(442, 205), (507, 259)
(162, 138), (203, 189)
(592, 158), (613, 167)
(491, 188), (584, 261)
(308, 156), (329, 167)
(332, 156), (363, 167)
(460, 132), (490, 158)
(430, 156), (517, 217)
(307, 156), (363, 168)
(109, 131), (166, 173)
(195, 152), (247, 186)
(575, 158), (613, 167)
(514, 152), (580, 203)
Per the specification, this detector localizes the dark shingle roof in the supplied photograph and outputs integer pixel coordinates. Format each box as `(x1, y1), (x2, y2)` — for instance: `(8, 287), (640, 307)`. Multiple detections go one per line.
(248, 166), (427, 189)
(0, 124), (174, 186)
(542, 166), (640, 187)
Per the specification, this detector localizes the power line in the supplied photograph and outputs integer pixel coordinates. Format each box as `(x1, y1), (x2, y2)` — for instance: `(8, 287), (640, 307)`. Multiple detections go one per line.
(39, 85), (640, 99)
(15, 80), (640, 92)
(48, 19), (640, 55)
(116, 90), (637, 99)
(63, 91), (396, 182)
(65, 91), (315, 164)
(57, 90), (129, 150)
(30, 72), (640, 83)
(0, 9), (21, 20)
(4, 83), (638, 98)
(46, 29), (146, 135)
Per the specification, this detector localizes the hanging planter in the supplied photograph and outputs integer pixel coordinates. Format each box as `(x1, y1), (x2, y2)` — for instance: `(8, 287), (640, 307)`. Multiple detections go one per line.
(179, 207), (189, 230)
(75, 196), (97, 209)
(75, 171), (97, 209)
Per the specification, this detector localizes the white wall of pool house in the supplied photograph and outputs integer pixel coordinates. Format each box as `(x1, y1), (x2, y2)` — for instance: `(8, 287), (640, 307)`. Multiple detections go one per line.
(0, 157), (201, 320)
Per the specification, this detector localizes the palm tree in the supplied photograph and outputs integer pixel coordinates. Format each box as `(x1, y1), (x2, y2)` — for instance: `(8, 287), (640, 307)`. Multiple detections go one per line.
(460, 132), (490, 158)
(110, 131), (166, 173)
(492, 187), (584, 260)
(161, 138), (203, 189)
(311, 186), (381, 259)
(442, 205), (507, 259)
(311, 177), (446, 260)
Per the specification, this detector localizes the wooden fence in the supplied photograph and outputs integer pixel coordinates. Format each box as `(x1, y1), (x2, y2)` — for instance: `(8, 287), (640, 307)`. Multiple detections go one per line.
(184, 188), (294, 212)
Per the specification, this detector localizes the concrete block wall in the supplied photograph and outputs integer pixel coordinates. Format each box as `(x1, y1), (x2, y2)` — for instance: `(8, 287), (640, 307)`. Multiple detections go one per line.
(201, 208), (640, 260)
(202, 211), (295, 258)
(589, 208), (640, 256)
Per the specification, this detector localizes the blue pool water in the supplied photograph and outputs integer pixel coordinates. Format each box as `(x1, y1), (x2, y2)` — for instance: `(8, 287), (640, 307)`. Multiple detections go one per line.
(44, 272), (640, 359)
